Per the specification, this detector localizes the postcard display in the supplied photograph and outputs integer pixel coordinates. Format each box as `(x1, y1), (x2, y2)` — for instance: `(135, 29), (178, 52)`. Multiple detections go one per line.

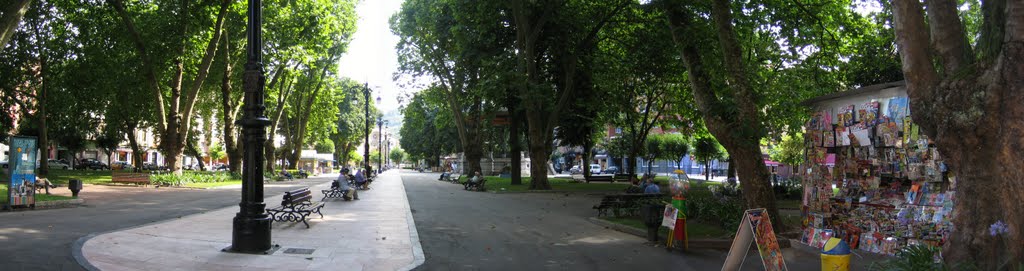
(799, 97), (955, 257)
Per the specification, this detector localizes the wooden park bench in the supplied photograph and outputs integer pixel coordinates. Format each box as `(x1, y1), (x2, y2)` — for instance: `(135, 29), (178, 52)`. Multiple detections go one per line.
(592, 194), (664, 217)
(570, 174), (586, 183)
(585, 175), (614, 183)
(266, 187), (325, 228)
(613, 174), (635, 183)
(112, 171), (151, 185)
(463, 178), (487, 191)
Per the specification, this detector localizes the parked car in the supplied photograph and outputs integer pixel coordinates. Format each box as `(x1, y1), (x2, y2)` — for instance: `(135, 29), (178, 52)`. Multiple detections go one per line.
(77, 159), (109, 170)
(604, 166), (620, 174)
(47, 159), (71, 170)
(211, 164), (229, 171)
(589, 164), (602, 174)
(569, 165), (582, 174)
(111, 161), (133, 170)
(141, 162), (160, 170)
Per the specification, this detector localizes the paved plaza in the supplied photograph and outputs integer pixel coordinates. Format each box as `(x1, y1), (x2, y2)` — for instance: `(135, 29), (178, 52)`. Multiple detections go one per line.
(75, 171), (422, 271)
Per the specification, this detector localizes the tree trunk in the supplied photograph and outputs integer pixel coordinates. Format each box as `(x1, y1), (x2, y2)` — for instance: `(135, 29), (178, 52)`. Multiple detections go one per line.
(727, 157), (737, 186)
(704, 161), (710, 181)
(164, 143), (183, 174)
(126, 126), (143, 172)
(36, 48), (48, 179)
(662, 0), (783, 230)
(0, 0), (31, 50)
(627, 152), (638, 177)
(890, 0), (1024, 267)
(185, 140), (205, 171)
(509, 91), (522, 185)
(219, 29), (241, 175)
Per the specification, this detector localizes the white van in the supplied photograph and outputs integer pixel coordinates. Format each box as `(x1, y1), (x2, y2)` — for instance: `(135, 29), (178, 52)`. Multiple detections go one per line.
(589, 164), (602, 174)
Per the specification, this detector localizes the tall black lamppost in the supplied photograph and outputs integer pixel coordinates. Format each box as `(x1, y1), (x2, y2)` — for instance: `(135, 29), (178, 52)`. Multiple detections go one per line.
(376, 118), (384, 173)
(384, 132), (389, 168)
(230, 0), (271, 253)
(363, 83), (371, 175)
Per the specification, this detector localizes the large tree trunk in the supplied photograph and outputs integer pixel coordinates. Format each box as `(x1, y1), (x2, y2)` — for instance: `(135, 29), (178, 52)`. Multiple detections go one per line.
(627, 151), (638, 177)
(509, 91), (522, 185)
(525, 112), (551, 189)
(663, 0), (783, 230)
(0, 0), (31, 50)
(126, 125), (144, 172)
(219, 32), (241, 175)
(892, 0), (1023, 267)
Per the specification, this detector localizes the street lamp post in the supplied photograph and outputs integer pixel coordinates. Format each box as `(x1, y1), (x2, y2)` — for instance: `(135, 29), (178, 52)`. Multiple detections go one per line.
(384, 132), (389, 168)
(230, 0), (272, 253)
(363, 83), (372, 175)
(377, 118), (384, 174)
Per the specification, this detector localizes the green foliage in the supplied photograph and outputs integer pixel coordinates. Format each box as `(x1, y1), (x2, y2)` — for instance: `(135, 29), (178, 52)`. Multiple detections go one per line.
(660, 133), (690, 166)
(691, 136), (725, 165)
(398, 88), (459, 166)
(645, 134), (664, 160)
(686, 184), (745, 232)
(869, 245), (947, 271)
(389, 148), (406, 166)
(208, 144), (226, 161)
(767, 133), (804, 166)
(149, 171), (233, 187)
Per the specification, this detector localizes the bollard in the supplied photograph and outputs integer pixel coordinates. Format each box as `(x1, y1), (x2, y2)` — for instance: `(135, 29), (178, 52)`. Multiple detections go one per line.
(68, 179), (83, 197)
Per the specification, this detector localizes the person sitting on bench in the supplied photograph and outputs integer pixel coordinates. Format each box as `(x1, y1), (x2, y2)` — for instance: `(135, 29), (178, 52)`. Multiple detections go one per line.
(334, 170), (358, 200)
(281, 169), (293, 179)
(354, 169), (368, 190)
(438, 170), (451, 181)
(643, 178), (661, 194)
(465, 171), (483, 190)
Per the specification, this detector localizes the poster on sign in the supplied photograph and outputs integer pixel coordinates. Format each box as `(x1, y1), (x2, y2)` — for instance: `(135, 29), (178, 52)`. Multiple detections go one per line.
(721, 208), (788, 271)
(661, 205), (678, 229)
(7, 136), (38, 208)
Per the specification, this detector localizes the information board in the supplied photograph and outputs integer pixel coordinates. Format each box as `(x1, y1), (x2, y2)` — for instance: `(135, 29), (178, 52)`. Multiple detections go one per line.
(7, 136), (38, 207)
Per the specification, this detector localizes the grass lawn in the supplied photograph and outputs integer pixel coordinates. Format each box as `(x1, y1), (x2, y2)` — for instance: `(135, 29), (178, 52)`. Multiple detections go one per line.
(0, 184), (75, 203)
(477, 176), (632, 192)
(600, 216), (734, 239)
(3, 169), (114, 185)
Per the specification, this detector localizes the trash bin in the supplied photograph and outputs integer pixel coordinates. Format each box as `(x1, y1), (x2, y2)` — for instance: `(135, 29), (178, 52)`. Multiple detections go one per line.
(821, 237), (851, 271)
(68, 179), (82, 198)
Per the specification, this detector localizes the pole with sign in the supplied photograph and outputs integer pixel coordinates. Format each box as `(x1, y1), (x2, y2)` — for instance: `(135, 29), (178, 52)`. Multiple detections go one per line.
(7, 136), (38, 209)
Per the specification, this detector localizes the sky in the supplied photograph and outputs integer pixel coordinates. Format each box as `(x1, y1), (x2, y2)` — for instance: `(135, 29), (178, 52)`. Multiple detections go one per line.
(337, 0), (408, 115)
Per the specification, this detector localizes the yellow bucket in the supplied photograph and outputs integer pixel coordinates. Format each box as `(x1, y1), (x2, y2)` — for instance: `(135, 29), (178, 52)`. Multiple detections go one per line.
(820, 254), (850, 271)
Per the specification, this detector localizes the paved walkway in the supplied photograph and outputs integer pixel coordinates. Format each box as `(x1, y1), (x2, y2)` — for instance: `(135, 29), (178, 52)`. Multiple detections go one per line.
(75, 170), (423, 271)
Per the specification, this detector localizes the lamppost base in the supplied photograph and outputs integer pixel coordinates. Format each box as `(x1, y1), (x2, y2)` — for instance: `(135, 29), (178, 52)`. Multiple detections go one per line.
(228, 214), (273, 254)
(222, 244), (280, 255)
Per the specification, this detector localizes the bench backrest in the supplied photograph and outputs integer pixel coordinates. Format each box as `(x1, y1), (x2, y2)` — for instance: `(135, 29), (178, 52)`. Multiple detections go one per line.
(282, 188), (313, 206)
(112, 171), (152, 184)
(589, 175), (613, 180)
